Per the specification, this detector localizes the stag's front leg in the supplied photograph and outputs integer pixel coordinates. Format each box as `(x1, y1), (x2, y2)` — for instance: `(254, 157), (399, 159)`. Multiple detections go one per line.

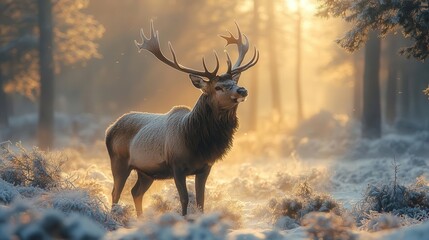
(195, 165), (212, 213)
(173, 167), (188, 216)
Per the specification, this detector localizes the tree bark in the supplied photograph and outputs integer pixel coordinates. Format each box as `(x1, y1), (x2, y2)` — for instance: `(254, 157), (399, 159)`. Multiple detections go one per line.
(410, 61), (429, 125)
(352, 52), (363, 120)
(266, 0), (282, 120)
(247, 0), (260, 131)
(408, 61), (419, 121)
(362, 31), (381, 139)
(421, 62), (429, 127)
(385, 35), (399, 125)
(398, 62), (411, 122)
(37, 0), (55, 149)
(0, 68), (9, 127)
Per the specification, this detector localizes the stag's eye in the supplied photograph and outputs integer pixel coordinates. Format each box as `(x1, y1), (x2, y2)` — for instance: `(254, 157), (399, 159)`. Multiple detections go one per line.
(215, 86), (223, 91)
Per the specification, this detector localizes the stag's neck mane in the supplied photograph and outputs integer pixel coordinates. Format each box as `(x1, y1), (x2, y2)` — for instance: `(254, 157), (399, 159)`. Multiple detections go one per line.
(183, 94), (238, 162)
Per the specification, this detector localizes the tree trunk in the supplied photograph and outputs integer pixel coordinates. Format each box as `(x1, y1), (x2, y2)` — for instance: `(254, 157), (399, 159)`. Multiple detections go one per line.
(352, 52), (363, 120)
(37, 0), (55, 149)
(410, 61), (429, 125)
(398, 62), (411, 122)
(421, 62), (429, 128)
(408, 61), (419, 122)
(0, 68), (9, 127)
(83, 63), (97, 114)
(247, 0), (260, 131)
(295, 0), (303, 122)
(385, 35), (399, 125)
(266, 0), (282, 120)
(362, 31), (381, 139)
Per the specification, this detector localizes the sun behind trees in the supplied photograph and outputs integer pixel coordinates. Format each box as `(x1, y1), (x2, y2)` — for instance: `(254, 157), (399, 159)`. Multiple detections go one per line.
(0, 0), (104, 148)
(2, 1), (429, 239)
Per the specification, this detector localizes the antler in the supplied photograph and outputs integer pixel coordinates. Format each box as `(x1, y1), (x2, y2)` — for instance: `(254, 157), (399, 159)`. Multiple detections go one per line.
(135, 21), (220, 80)
(220, 22), (259, 76)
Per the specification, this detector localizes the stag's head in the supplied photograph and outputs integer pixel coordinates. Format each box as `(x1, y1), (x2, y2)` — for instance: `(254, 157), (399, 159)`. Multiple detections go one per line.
(135, 21), (259, 110)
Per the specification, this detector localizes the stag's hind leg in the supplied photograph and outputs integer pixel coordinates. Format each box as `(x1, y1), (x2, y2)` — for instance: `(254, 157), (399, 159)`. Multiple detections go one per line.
(131, 171), (154, 216)
(111, 156), (131, 206)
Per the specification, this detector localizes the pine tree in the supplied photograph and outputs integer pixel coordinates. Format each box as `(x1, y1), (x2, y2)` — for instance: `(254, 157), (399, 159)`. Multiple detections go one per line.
(318, 0), (429, 60)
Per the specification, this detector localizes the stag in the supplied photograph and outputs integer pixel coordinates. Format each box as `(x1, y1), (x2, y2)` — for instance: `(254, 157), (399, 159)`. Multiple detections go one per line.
(106, 21), (258, 216)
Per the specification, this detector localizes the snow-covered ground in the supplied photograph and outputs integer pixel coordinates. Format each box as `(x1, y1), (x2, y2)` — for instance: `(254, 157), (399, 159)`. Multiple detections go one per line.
(1, 111), (429, 239)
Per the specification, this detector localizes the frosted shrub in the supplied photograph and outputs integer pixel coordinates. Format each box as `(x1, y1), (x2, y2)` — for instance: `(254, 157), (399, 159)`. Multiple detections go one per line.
(0, 179), (21, 204)
(275, 216), (300, 229)
(114, 212), (230, 240)
(302, 212), (356, 240)
(0, 143), (64, 190)
(111, 204), (134, 227)
(355, 177), (429, 227)
(0, 143), (131, 230)
(270, 182), (342, 229)
(359, 212), (402, 232)
(149, 194), (178, 214)
(37, 190), (127, 231)
(146, 187), (243, 228)
(0, 202), (106, 240)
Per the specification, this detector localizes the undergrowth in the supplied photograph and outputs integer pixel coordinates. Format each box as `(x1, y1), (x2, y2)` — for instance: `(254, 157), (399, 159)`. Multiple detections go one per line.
(0, 142), (132, 231)
(303, 212), (356, 240)
(268, 179), (359, 240)
(109, 212), (231, 240)
(0, 142), (66, 190)
(0, 201), (106, 239)
(269, 180), (343, 229)
(355, 160), (429, 232)
(144, 183), (243, 228)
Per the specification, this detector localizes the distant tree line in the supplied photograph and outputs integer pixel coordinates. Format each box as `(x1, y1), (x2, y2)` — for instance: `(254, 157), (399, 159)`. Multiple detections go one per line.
(318, 0), (429, 138)
(0, 0), (104, 148)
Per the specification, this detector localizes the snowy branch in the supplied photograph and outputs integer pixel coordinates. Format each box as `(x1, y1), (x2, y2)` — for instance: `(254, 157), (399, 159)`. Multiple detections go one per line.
(317, 0), (429, 60)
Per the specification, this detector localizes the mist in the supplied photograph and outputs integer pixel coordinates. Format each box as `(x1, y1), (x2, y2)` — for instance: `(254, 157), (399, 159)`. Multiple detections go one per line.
(1, 0), (429, 239)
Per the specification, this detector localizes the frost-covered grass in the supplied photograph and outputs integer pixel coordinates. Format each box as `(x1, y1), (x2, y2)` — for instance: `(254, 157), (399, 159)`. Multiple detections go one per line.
(0, 201), (106, 240)
(0, 142), (132, 231)
(303, 212), (356, 240)
(269, 181), (343, 230)
(108, 212), (231, 240)
(1, 112), (429, 239)
(0, 142), (65, 190)
(141, 181), (244, 229)
(355, 176), (429, 232)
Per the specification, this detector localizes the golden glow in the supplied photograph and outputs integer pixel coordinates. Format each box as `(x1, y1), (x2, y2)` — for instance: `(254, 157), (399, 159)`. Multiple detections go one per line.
(285, 0), (317, 13)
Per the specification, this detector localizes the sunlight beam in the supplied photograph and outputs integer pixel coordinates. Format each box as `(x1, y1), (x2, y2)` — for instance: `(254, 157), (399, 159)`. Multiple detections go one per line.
(285, 0), (316, 13)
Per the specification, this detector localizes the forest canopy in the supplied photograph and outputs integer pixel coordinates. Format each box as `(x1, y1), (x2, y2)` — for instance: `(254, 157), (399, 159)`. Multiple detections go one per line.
(317, 0), (429, 60)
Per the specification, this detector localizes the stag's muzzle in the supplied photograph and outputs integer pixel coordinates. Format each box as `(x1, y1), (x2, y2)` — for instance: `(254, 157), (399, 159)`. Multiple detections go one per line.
(237, 87), (248, 97)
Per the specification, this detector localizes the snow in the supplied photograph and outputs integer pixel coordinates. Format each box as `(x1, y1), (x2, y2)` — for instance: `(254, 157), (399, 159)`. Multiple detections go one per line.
(0, 201), (106, 239)
(1, 111), (429, 239)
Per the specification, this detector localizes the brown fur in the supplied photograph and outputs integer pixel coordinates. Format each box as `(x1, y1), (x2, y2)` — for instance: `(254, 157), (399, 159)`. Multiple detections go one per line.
(106, 92), (239, 216)
(183, 94), (238, 162)
(107, 23), (257, 216)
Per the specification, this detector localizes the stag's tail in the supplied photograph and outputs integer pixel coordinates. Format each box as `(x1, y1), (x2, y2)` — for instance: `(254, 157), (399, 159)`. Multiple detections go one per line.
(105, 125), (115, 160)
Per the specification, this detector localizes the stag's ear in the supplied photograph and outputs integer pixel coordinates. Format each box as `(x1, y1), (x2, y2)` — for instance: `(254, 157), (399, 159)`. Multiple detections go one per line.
(232, 73), (241, 82)
(189, 74), (207, 89)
